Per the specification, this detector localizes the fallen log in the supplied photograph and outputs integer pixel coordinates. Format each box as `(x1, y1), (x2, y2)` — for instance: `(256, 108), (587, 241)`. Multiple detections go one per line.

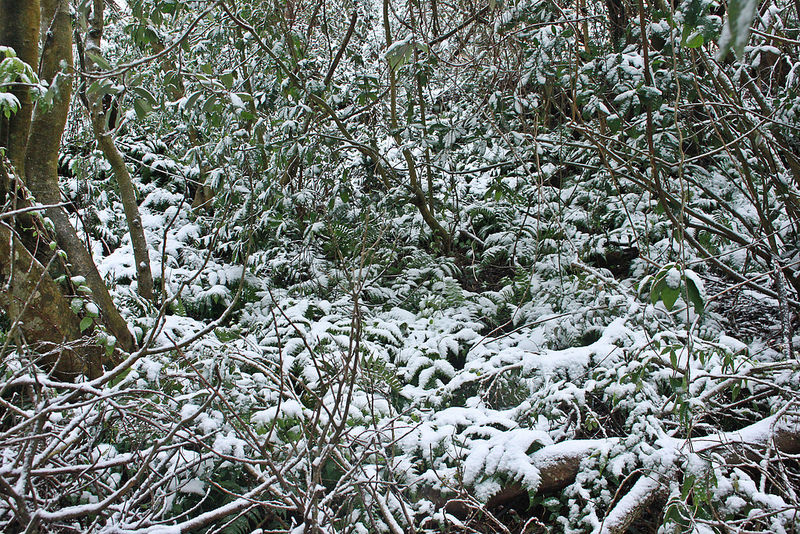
(434, 409), (800, 532)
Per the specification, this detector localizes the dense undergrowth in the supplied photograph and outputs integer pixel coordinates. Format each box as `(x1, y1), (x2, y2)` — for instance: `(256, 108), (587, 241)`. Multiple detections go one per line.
(1, 0), (800, 532)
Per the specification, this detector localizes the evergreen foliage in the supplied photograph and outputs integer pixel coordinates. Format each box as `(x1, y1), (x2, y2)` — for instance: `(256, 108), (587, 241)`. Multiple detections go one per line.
(1, 0), (799, 532)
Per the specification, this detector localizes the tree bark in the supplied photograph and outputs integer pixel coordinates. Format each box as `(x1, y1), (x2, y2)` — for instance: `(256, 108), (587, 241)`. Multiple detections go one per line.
(0, 222), (103, 379)
(24, 0), (136, 352)
(1, 159), (105, 379)
(83, 0), (154, 302)
(0, 0), (40, 174)
(604, 0), (628, 51)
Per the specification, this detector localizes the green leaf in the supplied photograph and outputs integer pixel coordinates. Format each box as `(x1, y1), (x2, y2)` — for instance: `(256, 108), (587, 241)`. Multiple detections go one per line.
(718, 0), (758, 58)
(681, 474), (696, 499)
(650, 274), (666, 305)
(86, 51), (112, 71)
(182, 90), (203, 111)
(637, 85), (663, 110)
(80, 316), (93, 332)
(661, 285), (680, 310)
(664, 503), (682, 524)
(133, 98), (152, 119)
(0, 46), (18, 59)
(129, 73), (144, 86)
(685, 277), (705, 314)
(0, 94), (20, 118)
(683, 0), (703, 28)
(385, 40), (413, 70)
(607, 113), (621, 133)
(105, 336), (116, 357)
(127, 23), (158, 47)
(639, 275), (654, 296)
(680, 0), (705, 46)
(220, 71), (234, 90)
(684, 32), (705, 48)
(203, 95), (218, 113)
(109, 367), (131, 387)
(71, 298), (84, 315)
(130, 86), (158, 106)
(87, 80), (120, 98)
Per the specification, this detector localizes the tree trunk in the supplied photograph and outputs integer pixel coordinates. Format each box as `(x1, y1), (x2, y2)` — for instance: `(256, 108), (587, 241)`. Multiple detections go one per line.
(89, 123), (156, 302)
(0, 0), (39, 174)
(0, 160), (107, 379)
(83, 0), (155, 302)
(23, 0), (136, 352)
(0, 222), (103, 379)
(605, 0), (628, 51)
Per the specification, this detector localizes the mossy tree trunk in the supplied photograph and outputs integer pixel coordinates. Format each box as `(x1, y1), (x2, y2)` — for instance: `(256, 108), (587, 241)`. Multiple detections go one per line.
(0, 224), (102, 379)
(0, 0), (39, 174)
(0, 0), (136, 377)
(0, 161), (108, 379)
(23, 0), (135, 353)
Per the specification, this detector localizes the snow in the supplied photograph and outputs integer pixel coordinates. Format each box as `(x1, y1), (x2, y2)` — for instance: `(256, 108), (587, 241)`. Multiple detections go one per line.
(719, 334), (748, 354)
(212, 432), (247, 458)
(598, 473), (664, 534)
(689, 413), (778, 453)
(4, 5), (797, 532)
(140, 212), (165, 230)
(140, 358), (162, 382)
(531, 439), (615, 474)
(665, 267), (681, 289)
(0, 92), (20, 115)
(462, 428), (549, 499)
(178, 478), (205, 495)
(154, 315), (206, 346)
(229, 92), (245, 109)
(252, 399), (305, 426)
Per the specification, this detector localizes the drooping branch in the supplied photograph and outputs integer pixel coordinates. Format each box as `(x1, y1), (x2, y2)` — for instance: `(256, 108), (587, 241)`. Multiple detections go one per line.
(324, 10), (358, 88)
